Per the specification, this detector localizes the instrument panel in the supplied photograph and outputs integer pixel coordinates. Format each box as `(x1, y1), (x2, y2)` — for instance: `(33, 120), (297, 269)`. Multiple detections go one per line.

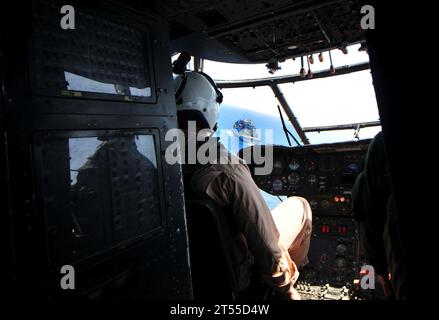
(240, 139), (372, 299)
(247, 140), (370, 216)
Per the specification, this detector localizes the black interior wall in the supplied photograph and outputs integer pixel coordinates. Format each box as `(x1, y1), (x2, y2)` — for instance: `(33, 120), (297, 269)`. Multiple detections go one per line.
(363, 0), (421, 300)
(1, 0), (192, 301)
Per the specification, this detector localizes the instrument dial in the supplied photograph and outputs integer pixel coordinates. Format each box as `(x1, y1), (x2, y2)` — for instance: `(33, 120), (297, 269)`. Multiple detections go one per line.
(309, 200), (318, 210)
(306, 160), (316, 172)
(273, 160), (283, 174)
(288, 173), (300, 187)
(334, 257), (346, 268)
(347, 163), (360, 174)
(336, 244), (348, 255)
(288, 159), (300, 171)
(272, 179), (283, 192)
(320, 200), (330, 209)
(307, 174), (317, 185)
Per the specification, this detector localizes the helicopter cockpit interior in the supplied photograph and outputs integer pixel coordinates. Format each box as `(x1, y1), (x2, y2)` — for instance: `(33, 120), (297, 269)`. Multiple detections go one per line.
(1, 0), (411, 304)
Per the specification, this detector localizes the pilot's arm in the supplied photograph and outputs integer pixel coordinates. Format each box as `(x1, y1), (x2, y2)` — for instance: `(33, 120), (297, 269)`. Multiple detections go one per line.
(192, 160), (299, 299)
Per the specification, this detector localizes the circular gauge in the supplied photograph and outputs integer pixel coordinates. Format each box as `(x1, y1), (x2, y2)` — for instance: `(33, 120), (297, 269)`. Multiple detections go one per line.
(288, 159), (300, 171)
(307, 174), (317, 185)
(306, 160), (316, 172)
(334, 257), (346, 268)
(336, 244), (348, 255)
(309, 200), (318, 210)
(273, 160), (283, 174)
(320, 200), (330, 209)
(288, 173), (300, 187)
(272, 179), (283, 192)
(347, 163), (360, 174)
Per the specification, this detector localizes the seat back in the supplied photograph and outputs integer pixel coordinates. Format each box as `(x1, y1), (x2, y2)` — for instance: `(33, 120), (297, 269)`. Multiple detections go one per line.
(185, 199), (254, 300)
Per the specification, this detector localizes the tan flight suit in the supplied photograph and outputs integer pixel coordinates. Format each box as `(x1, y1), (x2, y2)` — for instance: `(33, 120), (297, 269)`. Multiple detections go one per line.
(188, 141), (312, 297)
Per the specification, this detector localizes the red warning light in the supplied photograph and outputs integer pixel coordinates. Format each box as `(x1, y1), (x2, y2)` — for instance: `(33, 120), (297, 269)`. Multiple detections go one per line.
(337, 225), (348, 234)
(321, 225), (331, 233)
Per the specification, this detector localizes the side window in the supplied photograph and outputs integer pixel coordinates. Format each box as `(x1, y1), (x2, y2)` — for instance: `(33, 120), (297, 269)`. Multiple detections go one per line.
(34, 132), (162, 267)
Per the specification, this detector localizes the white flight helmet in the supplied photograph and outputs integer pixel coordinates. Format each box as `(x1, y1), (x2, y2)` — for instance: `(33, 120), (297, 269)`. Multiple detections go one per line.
(174, 71), (223, 131)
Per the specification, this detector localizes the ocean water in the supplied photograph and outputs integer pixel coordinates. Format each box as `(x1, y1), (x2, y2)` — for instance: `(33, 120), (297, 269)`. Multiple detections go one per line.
(215, 104), (301, 149)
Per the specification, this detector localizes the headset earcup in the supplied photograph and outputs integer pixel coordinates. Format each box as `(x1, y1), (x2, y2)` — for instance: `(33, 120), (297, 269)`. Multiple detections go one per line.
(198, 71), (223, 104)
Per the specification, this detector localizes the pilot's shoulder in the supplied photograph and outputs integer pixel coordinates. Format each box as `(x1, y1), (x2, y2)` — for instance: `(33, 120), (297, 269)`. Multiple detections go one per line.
(192, 143), (249, 179)
(217, 142), (250, 169)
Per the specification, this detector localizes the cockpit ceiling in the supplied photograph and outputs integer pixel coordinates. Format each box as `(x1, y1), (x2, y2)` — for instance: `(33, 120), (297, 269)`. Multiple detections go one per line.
(121, 0), (366, 63)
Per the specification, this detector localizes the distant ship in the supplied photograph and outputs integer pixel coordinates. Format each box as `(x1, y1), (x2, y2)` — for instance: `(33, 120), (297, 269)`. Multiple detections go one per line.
(233, 118), (260, 143)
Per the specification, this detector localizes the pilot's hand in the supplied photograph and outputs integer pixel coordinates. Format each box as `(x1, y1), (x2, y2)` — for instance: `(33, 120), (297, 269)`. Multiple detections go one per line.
(275, 283), (301, 300)
(289, 286), (302, 300)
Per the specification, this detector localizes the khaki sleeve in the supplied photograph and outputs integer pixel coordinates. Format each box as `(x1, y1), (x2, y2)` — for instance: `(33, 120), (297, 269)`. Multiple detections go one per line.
(202, 164), (298, 293)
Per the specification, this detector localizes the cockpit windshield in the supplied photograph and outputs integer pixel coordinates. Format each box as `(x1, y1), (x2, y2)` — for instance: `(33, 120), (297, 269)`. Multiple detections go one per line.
(204, 43), (381, 146)
(279, 69), (381, 144)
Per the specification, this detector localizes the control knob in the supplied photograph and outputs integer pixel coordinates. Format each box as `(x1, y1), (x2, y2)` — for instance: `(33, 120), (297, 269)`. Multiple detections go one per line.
(336, 244), (348, 255)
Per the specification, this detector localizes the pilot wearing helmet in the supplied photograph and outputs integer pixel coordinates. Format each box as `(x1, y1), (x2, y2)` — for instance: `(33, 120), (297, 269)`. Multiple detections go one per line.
(174, 70), (312, 300)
